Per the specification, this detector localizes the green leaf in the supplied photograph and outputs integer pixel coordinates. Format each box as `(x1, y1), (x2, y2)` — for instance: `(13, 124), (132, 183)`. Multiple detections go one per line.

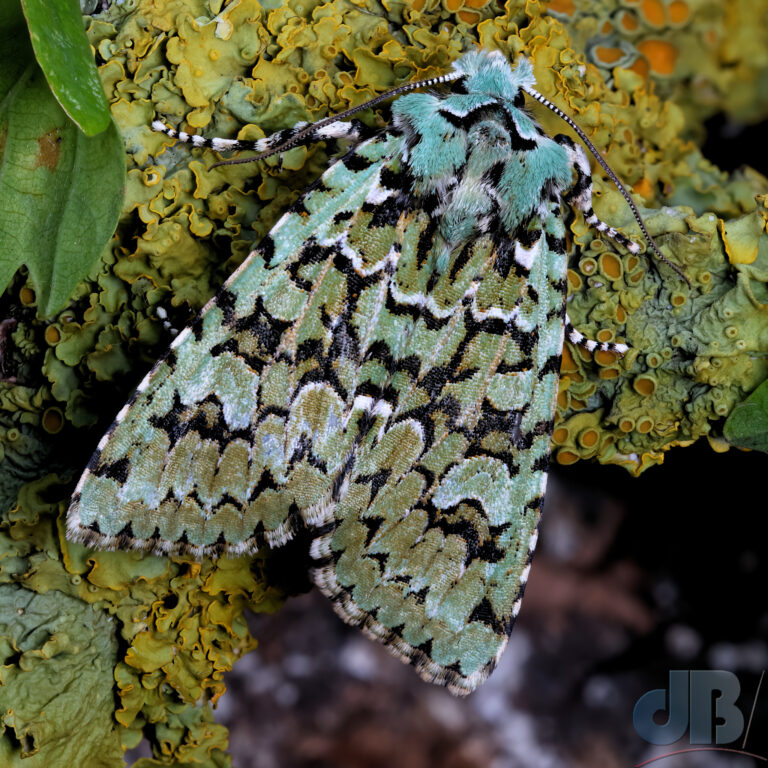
(20, 0), (111, 136)
(723, 379), (768, 452)
(0, 4), (125, 317)
(0, 59), (125, 317)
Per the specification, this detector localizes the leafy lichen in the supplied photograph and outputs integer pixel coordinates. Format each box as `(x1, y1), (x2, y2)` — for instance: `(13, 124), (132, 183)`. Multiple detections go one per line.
(1, 0), (767, 764)
(0, 584), (123, 766)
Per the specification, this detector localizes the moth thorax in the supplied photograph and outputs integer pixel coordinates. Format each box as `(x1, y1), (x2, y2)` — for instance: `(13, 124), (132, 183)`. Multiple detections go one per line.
(468, 119), (513, 155)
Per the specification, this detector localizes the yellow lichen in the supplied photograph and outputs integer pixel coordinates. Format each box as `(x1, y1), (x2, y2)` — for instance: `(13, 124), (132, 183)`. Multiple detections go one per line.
(636, 38), (677, 75)
(19, 285), (35, 306)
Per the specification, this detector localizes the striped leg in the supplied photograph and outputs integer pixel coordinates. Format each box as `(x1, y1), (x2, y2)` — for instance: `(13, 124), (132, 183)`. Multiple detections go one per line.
(565, 314), (629, 354)
(152, 118), (372, 159)
(555, 135), (643, 255)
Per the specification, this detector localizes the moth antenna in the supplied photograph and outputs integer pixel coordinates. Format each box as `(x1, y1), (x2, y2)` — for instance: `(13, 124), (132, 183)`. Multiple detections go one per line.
(522, 84), (691, 288)
(211, 69), (463, 168)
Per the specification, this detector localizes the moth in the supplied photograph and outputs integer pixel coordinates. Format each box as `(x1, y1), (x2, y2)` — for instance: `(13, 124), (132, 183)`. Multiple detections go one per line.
(67, 50), (685, 695)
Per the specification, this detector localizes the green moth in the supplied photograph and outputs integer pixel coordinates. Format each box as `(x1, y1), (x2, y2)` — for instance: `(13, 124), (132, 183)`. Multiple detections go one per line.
(67, 50), (685, 695)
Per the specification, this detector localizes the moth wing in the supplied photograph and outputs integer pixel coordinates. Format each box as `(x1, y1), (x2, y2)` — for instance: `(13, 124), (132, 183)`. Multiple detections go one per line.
(66, 131), (412, 556)
(309, 205), (568, 695)
(68, 114), (566, 694)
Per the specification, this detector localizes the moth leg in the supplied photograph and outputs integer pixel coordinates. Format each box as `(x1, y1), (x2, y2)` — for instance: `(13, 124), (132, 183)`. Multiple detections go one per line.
(555, 135), (643, 255)
(152, 118), (374, 157)
(564, 314), (629, 355)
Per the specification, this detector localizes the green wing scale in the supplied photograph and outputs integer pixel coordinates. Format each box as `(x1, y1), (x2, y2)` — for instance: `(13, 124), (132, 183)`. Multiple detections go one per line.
(67, 51), (638, 694)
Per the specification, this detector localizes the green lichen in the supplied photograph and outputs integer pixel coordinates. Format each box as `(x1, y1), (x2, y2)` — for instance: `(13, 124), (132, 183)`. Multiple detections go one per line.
(0, 584), (122, 767)
(1, 0), (767, 764)
(559, 201), (768, 473)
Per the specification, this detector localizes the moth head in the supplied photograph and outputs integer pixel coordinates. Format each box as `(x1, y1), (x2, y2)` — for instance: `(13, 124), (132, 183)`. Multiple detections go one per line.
(452, 50), (536, 101)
